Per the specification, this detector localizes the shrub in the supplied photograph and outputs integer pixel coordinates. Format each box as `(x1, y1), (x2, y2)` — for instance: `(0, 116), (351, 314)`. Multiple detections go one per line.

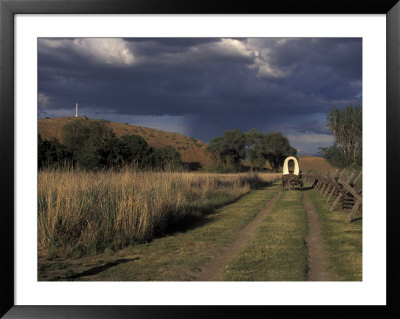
(38, 135), (72, 168)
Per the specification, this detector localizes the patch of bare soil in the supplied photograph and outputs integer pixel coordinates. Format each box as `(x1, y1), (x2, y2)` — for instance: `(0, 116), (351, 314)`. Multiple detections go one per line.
(303, 192), (334, 281)
(196, 191), (282, 281)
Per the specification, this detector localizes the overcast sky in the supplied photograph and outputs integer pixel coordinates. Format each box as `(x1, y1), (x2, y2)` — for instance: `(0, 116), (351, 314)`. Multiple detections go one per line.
(38, 37), (362, 155)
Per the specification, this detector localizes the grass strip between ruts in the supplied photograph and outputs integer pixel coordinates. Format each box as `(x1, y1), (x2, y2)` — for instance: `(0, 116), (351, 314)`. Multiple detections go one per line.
(221, 190), (308, 281)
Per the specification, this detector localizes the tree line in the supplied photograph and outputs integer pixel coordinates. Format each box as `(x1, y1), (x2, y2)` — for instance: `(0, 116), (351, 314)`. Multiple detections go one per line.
(39, 105), (361, 172)
(38, 118), (181, 170)
(206, 129), (297, 172)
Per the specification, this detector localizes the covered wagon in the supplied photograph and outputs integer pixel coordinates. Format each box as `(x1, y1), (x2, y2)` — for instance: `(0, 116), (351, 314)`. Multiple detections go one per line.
(281, 156), (303, 190)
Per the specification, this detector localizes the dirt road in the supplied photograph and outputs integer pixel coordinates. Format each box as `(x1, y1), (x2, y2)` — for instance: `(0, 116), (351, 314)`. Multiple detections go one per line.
(303, 192), (333, 281)
(196, 191), (282, 281)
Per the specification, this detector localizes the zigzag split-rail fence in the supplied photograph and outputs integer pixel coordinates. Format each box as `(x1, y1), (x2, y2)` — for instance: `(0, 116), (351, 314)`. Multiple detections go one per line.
(303, 169), (362, 223)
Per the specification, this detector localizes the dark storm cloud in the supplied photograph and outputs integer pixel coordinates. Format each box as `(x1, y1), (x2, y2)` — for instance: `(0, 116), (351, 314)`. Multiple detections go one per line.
(38, 37), (362, 155)
(268, 38), (362, 77)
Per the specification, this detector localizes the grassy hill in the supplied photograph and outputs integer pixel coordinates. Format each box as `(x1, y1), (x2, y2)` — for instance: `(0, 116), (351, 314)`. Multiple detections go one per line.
(297, 156), (333, 172)
(38, 117), (212, 165)
(38, 117), (332, 171)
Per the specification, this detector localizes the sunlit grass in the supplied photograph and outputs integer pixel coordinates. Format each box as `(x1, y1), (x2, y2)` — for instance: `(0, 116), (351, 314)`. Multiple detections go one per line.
(38, 168), (280, 259)
(222, 190), (308, 281)
(306, 189), (362, 281)
(38, 182), (281, 281)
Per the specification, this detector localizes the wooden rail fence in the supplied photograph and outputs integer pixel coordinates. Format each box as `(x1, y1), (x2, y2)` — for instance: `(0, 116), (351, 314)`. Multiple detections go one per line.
(303, 169), (362, 223)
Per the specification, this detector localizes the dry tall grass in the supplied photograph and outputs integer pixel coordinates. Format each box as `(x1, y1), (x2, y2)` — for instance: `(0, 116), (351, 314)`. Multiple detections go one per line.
(38, 169), (280, 258)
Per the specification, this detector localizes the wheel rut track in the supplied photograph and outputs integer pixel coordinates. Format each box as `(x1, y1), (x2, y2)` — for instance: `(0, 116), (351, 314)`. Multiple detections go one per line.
(196, 190), (282, 281)
(303, 192), (333, 281)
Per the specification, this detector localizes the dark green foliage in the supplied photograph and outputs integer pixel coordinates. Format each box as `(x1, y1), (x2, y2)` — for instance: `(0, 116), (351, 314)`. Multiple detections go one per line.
(206, 130), (246, 169)
(39, 119), (183, 171)
(206, 136), (225, 164)
(207, 129), (296, 172)
(222, 130), (247, 168)
(38, 135), (72, 168)
(62, 119), (115, 169)
(318, 144), (348, 168)
(99, 135), (152, 168)
(183, 162), (202, 171)
(98, 137), (126, 167)
(150, 145), (182, 170)
(323, 105), (362, 168)
(62, 118), (115, 154)
(245, 129), (265, 172)
(75, 143), (103, 170)
(261, 132), (297, 172)
(244, 132), (297, 172)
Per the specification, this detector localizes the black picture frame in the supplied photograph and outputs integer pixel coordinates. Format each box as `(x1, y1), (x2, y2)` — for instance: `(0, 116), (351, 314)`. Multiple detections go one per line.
(1, 0), (399, 318)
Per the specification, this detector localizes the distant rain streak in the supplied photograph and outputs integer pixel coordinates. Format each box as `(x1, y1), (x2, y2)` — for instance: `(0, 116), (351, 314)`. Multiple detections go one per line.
(38, 37), (362, 155)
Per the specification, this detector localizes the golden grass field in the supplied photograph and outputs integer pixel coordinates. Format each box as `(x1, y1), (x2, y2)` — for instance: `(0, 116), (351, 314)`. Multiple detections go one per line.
(38, 169), (280, 259)
(297, 156), (333, 172)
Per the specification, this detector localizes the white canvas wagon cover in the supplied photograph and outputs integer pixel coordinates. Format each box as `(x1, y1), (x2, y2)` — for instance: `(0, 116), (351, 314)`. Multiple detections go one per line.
(282, 156), (299, 175)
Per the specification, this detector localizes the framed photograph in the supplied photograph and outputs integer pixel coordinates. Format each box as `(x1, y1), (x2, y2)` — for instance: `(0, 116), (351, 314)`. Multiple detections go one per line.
(1, 0), (399, 318)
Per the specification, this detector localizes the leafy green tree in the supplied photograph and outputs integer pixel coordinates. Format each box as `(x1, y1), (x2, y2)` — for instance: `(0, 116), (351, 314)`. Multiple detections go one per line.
(150, 146), (182, 170)
(221, 130), (246, 168)
(38, 135), (72, 169)
(74, 143), (102, 170)
(62, 119), (115, 169)
(325, 104), (362, 167)
(98, 137), (125, 168)
(207, 129), (295, 172)
(318, 144), (347, 168)
(62, 119), (112, 152)
(261, 133), (297, 172)
(206, 130), (246, 169)
(206, 137), (226, 165)
(100, 135), (152, 168)
(245, 129), (265, 172)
